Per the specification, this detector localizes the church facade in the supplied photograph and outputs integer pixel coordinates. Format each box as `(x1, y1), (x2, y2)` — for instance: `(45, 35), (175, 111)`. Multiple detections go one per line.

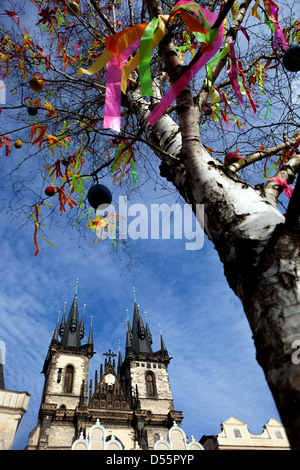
(26, 288), (203, 451)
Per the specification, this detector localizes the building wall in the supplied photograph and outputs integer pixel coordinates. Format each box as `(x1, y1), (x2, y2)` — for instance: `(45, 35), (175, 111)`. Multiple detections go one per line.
(0, 389), (30, 450)
(201, 416), (291, 450)
(130, 360), (174, 414)
(44, 352), (89, 409)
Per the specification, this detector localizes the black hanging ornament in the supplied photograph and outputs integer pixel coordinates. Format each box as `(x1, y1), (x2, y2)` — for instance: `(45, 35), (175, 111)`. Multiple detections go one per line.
(282, 44), (300, 72)
(87, 184), (112, 209)
(28, 106), (38, 116)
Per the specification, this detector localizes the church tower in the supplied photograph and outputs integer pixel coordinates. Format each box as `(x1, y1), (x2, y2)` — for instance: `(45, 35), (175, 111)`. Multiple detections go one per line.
(27, 281), (94, 450)
(120, 290), (181, 449)
(27, 285), (203, 451)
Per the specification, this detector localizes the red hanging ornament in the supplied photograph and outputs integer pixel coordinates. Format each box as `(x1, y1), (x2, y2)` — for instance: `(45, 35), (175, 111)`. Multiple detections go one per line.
(45, 186), (55, 197)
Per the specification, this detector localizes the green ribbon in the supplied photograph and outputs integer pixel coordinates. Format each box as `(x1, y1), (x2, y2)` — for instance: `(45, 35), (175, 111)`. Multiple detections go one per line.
(74, 208), (94, 226)
(139, 17), (159, 97)
(264, 99), (272, 119)
(205, 43), (230, 86)
(71, 175), (91, 208)
(130, 157), (137, 186)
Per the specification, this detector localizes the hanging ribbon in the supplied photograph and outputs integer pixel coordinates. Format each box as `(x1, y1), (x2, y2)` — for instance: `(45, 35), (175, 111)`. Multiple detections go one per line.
(31, 202), (56, 256)
(250, 0), (261, 19)
(104, 38), (141, 132)
(0, 136), (13, 156)
(121, 15), (168, 94)
(227, 38), (244, 106)
(148, 2), (224, 127)
(139, 17), (160, 96)
(112, 141), (137, 185)
(70, 175), (92, 208)
(250, 1), (287, 51)
(57, 186), (78, 213)
(264, 99), (272, 119)
(267, 177), (294, 198)
(263, 0), (288, 51)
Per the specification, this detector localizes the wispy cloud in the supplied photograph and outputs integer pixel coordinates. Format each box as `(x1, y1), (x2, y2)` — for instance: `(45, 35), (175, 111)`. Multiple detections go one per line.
(0, 165), (280, 450)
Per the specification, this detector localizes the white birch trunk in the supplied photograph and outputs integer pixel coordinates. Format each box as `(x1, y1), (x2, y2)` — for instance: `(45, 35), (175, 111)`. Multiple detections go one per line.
(127, 83), (300, 450)
(126, 0), (300, 450)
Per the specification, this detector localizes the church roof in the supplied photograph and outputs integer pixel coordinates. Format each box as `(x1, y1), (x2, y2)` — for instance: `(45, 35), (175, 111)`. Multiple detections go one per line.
(60, 294), (82, 347)
(130, 300), (153, 354)
(125, 290), (168, 358)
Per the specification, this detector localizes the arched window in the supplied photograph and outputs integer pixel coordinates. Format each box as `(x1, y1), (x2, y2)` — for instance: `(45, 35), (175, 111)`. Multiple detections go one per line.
(146, 372), (155, 396)
(64, 365), (74, 393)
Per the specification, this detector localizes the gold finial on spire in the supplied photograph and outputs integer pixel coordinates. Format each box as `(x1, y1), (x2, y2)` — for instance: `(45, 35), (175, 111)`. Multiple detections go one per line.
(75, 278), (79, 296)
(133, 286), (136, 303)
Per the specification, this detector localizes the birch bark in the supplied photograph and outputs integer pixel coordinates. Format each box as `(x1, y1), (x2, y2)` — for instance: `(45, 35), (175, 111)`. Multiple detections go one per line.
(126, 0), (300, 449)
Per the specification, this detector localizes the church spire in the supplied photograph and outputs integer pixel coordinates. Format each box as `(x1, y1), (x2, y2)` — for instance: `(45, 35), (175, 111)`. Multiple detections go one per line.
(159, 324), (168, 352)
(87, 316), (93, 346)
(126, 309), (133, 349)
(130, 288), (153, 354)
(52, 312), (60, 341)
(60, 279), (81, 348)
(118, 339), (122, 370)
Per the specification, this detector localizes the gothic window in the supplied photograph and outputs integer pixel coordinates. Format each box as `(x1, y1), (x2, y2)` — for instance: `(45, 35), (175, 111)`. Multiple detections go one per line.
(57, 368), (62, 383)
(64, 365), (74, 393)
(146, 371), (156, 396)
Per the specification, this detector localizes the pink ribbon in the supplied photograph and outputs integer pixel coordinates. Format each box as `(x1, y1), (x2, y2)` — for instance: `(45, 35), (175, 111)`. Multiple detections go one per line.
(148, 6), (223, 127)
(271, 177), (294, 198)
(103, 39), (141, 132)
(267, 0), (288, 51)
(228, 38), (244, 106)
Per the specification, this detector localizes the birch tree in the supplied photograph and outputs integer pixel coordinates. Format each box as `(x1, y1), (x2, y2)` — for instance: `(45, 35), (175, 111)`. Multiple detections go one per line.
(1, 0), (300, 448)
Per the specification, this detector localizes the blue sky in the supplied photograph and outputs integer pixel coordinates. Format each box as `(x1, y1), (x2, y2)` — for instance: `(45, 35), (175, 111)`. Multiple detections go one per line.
(0, 0), (284, 451)
(0, 177), (281, 450)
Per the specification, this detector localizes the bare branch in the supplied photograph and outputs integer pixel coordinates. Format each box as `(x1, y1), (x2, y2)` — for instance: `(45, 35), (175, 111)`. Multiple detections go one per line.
(90, 0), (118, 34)
(228, 137), (299, 173)
(196, 0), (253, 113)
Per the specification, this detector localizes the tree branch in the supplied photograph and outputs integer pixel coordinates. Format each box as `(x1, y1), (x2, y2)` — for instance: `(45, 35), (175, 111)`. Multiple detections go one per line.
(228, 137), (299, 173)
(285, 173), (300, 229)
(196, 0), (253, 113)
(264, 155), (300, 204)
(90, 0), (118, 34)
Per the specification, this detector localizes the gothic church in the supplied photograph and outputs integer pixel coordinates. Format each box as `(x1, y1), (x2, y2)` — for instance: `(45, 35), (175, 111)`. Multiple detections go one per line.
(26, 287), (202, 451)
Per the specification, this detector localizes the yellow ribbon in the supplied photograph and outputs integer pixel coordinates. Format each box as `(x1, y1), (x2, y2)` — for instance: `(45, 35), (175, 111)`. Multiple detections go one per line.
(77, 15), (169, 96)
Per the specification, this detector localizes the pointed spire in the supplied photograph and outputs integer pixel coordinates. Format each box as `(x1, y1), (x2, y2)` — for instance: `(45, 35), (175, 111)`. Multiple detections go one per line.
(118, 339), (122, 369)
(87, 315), (93, 345)
(126, 309), (133, 348)
(145, 312), (153, 345)
(80, 304), (86, 340)
(59, 302), (67, 337)
(52, 312), (60, 341)
(60, 281), (81, 348)
(131, 290), (153, 354)
(159, 324), (167, 352)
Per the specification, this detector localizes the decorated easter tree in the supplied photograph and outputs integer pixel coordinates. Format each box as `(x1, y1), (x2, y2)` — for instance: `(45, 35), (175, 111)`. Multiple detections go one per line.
(1, 0), (300, 448)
